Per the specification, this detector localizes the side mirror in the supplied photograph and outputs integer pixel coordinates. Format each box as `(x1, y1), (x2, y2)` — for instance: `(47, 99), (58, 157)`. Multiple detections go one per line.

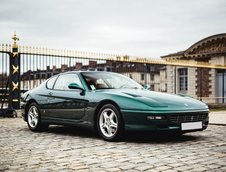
(68, 83), (84, 91)
(68, 83), (85, 95)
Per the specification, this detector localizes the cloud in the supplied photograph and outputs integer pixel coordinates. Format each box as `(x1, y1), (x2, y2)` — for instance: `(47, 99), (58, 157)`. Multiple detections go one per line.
(0, 0), (226, 58)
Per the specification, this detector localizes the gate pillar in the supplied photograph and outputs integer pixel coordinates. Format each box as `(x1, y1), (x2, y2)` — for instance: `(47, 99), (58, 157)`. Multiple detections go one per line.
(9, 32), (20, 109)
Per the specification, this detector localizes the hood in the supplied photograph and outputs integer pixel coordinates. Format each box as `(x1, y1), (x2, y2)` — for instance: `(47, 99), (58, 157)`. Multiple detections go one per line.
(96, 89), (208, 111)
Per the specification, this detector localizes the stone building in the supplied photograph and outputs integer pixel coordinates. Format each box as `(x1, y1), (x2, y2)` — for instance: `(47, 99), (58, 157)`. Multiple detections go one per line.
(161, 33), (226, 103)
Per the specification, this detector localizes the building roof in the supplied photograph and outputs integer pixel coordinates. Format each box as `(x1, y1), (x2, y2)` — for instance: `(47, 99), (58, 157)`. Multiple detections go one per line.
(161, 51), (185, 58)
(161, 33), (226, 59)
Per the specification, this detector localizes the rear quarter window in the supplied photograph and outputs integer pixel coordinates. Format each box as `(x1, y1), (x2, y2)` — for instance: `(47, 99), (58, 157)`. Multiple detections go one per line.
(46, 76), (57, 89)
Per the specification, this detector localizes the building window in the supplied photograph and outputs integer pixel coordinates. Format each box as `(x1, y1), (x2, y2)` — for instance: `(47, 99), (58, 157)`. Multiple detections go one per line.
(179, 68), (188, 91)
(141, 74), (145, 81)
(41, 74), (46, 79)
(105, 67), (112, 72)
(96, 67), (104, 71)
(36, 74), (40, 79)
(150, 66), (155, 72)
(150, 73), (154, 81)
(150, 84), (154, 90)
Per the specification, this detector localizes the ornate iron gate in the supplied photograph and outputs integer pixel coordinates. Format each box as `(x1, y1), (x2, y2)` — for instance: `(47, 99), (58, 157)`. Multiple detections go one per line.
(0, 49), (10, 111)
(0, 33), (226, 117)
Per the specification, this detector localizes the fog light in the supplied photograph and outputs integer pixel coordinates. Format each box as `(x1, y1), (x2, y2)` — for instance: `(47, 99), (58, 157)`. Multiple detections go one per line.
(147, 116), (165, 120)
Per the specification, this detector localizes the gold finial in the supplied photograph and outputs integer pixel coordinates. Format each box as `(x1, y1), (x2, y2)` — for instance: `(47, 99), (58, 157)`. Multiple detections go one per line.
(12, 32), (19, 48)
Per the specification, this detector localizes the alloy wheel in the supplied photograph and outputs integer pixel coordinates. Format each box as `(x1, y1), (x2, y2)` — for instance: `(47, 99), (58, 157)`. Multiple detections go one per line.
(28, 105), (39, 129)
(99, 108), (118, 138)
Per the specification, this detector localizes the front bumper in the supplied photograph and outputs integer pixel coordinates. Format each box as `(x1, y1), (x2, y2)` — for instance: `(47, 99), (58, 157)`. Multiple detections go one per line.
(121, 110), (209, 132)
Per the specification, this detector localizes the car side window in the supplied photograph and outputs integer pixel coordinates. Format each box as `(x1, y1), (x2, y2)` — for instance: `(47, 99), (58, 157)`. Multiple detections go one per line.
(46, 76), (57, 89)
(53, 74), (83, 90)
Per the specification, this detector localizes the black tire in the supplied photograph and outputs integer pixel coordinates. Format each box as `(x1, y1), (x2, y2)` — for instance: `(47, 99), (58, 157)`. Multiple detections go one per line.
(97, 104), (124, 141)
(27, 103), (49, 132)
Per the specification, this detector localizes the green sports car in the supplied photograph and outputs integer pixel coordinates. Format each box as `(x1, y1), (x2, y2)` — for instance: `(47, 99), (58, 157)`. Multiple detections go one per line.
(21, 71), (209, 141)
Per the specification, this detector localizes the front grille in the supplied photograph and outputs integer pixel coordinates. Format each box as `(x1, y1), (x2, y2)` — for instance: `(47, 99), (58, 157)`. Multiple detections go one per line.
(169, 113), (208, 123)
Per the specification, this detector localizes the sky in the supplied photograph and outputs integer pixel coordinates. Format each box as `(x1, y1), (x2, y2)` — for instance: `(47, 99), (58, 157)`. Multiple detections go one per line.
(0, 0), (226, 58)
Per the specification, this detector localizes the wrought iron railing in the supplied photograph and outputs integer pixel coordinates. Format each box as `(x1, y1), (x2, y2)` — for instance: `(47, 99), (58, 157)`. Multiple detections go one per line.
(0, 33), (226, 115)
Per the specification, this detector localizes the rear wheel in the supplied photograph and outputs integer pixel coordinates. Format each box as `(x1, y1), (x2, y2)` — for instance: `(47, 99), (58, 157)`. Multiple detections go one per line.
(27, 103), (48, 131)
(97, 104), (124, 141)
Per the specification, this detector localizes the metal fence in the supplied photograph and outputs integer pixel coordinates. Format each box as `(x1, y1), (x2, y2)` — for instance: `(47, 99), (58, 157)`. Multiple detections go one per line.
(0, 49), (10, 109)
(0, 34), (226, 114)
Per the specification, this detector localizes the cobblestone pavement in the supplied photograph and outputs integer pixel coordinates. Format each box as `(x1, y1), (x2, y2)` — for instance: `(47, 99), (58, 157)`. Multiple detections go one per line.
(0, 118), (226, 172)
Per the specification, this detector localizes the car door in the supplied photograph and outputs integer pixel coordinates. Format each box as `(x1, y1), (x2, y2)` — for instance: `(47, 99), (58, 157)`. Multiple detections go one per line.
(41, 75), (58, 119)
(46, 73), (87, 120)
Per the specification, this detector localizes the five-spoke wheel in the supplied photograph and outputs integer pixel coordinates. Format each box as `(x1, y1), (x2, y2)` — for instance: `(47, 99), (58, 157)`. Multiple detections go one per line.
(28, 105), (39, 129)
(27, 103), (48, 131)
(97, 104), (124, 141)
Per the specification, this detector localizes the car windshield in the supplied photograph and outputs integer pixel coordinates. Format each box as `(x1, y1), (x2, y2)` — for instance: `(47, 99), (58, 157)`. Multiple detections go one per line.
(81, 72), (143, 90)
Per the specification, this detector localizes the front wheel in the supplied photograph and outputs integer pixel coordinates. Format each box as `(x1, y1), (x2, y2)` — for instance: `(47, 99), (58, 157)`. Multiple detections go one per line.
(97, 104), (124, 141)
(27, 103), (49, 132)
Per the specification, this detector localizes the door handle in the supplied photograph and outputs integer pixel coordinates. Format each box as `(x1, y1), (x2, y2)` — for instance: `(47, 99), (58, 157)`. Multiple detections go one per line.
(49, 92), (53, 96)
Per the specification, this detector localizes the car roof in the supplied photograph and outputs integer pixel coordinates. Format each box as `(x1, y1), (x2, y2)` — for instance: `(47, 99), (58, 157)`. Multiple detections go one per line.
(47, 71), (116, 82)
(51, 71), (112, 77)
(61, 71), (111, 74)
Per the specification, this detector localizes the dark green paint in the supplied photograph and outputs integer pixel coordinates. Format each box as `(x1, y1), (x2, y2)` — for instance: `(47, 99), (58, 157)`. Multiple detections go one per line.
(21, 71), (209, 132)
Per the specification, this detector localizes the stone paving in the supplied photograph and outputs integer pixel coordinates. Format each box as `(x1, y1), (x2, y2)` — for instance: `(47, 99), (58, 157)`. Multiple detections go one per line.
(0, 118), (226, 172)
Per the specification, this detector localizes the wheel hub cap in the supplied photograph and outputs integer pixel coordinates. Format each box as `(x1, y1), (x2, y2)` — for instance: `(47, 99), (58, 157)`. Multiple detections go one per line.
(28, 106), (39, 128)
(99, 108), (118, 138)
